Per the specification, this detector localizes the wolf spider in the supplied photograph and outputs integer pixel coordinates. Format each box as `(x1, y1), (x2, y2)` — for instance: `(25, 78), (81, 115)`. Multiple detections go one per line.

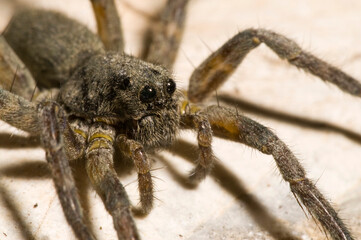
(0, 0), (360, 239)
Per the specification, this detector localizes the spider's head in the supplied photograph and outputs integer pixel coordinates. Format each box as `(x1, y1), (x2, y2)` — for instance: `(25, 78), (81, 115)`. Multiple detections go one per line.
(60, 53), (180, 149)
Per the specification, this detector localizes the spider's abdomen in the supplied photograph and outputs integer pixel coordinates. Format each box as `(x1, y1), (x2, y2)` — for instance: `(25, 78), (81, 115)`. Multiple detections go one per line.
(4, 9), (105, 88)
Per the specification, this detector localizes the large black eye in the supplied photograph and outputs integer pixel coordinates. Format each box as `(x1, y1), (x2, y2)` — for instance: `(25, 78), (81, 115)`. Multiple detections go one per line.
(166, 78), (176, 95)
(112, 75), (130, 90)
(140, 85), (157, 103)
(119, 77), (130, 90)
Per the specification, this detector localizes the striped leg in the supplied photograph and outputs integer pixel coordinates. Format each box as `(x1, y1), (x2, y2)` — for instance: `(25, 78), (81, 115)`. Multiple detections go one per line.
(90, 0), (124, 52)
(188, 29), (361, 103)
(86, 122), (140, 240)
(202, 105), (353, 240)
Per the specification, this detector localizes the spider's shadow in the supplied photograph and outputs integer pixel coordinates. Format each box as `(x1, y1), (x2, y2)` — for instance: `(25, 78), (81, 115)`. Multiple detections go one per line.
(0, 158), (92, 239)
(219, 94), (361, 145)
(0, 160), (48, 240)
(163, 139), (303, 240)
(0, 144), (136, 239)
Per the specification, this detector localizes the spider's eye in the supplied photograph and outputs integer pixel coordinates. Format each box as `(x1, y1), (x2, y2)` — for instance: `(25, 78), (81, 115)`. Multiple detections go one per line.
(165, 78), (176, 95)
(119, 77), (130, 90)
(140, 85), (157, 103)
(112, 75), (130, 90)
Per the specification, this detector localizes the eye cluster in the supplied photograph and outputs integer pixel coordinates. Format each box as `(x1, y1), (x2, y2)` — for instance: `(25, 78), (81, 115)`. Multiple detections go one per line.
(140, 78), (176, 103)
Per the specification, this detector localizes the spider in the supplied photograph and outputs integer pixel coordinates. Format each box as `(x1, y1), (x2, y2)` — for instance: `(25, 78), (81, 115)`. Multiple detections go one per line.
(0, 0), (358, 240)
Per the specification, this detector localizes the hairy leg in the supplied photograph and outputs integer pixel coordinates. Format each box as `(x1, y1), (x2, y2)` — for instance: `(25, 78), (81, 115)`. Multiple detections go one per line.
(201, 104), (353, 240)
(39, 102), (95, 240)
(0, 81), (96, 239)
(90, 0), (124, 52)
(180, 102), (215, 184)
(0, 88), (39, 134)
(144, 0), (189, 69)
(188, 28), (361, 103)
(86, 122), (140, 240)
(116, 135), (153, 216)
(0, 36), (38, 100)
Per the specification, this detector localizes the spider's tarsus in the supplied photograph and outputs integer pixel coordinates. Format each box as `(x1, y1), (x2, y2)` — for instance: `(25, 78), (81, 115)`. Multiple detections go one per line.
(136, 172), (154, 215)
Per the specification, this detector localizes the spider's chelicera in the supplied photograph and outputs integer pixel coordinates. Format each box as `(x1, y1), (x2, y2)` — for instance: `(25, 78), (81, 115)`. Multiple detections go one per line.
(0, 1), (359, 240)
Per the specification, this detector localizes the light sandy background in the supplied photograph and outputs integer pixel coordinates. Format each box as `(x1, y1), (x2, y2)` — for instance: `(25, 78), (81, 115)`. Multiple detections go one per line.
(0, 0), (361, 239)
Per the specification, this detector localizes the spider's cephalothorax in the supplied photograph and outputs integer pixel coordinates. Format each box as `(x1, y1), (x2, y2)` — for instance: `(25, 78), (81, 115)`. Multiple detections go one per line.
(0, 1), (360, 240)
(5, 9), (180, 151)
(60, 52), (181, 150)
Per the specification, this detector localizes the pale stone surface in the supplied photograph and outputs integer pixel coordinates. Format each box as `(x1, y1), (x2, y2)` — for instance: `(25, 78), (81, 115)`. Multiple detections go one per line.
(0, 0), (360, 239)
